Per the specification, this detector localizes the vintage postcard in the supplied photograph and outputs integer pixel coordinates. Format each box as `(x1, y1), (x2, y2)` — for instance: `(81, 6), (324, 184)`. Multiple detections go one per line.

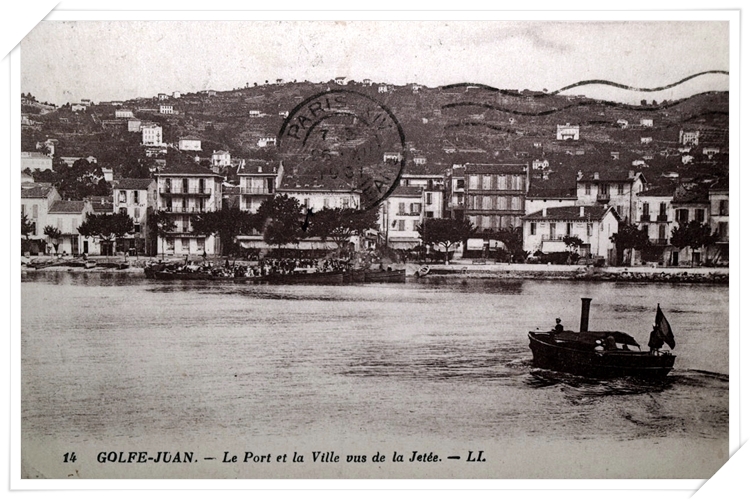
(13, 10), (738, 491)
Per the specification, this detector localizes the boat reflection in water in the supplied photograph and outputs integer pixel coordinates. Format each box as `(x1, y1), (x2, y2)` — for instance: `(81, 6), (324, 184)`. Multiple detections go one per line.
(528, 298), (676, 378)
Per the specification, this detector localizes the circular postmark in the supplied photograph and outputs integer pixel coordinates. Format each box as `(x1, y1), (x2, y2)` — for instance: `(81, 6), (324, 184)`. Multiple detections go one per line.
(277, 89), (406, 211)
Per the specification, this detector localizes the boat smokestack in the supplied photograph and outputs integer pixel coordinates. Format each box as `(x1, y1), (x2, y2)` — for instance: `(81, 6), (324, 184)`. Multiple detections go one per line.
(580, 298), (592, 332)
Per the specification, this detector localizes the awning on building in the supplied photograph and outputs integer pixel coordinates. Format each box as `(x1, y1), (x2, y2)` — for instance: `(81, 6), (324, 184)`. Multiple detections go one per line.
(388, 237), (420, 250)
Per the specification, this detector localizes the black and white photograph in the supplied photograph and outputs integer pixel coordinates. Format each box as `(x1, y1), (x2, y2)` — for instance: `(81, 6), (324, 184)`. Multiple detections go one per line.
(14, 10), (738, 488)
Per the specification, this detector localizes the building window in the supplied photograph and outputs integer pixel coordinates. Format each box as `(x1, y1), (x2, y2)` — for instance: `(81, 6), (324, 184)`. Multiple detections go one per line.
(425, 211), (433, 218)
(642, 202), (650, 220)
(133, 207), (140, 220)
(482, 196), (492, 210)
(659, 202), (668, 216)
(600, 183), (609, 195)
(342, 198), (349, 209)
(398, 202), (405, 214)
(511, 197), (521, 210)
(497, 175), (507, 190)
(530, 222), (536, 236)
(566, 222), (573, 236)
(587, 223), (593, 237)
(719, 199), (728, 216)
(119, 190), (127, 203)
(456, 179), (465, 190)
(119, 207), (128, 216)
(718, 222), (728, 240)
(196, 238), (204, 252)
(410, 203), (422, 214)
(397, 220), (405, 231)
(166, 238), (175, 251)
(695, 209), (705, 223)
(676, 209), (689, 223)
(133, 191), (139, 204)
(659, 224), (667, 240)
(32, 204), (39, 218)
(412, 220), (419, 231)
(324, 198), (330, 208)
(303, 198), (310, 208)
(425, 192), (432, 205)
(182, 179), (189, 194)
(468, 175), (479, 190)
(549, 223), (557, 240)
(482, 175), (492, 190)
(618, 183), (624, 195)
(181, 238), (190, 253)
(585, 183), (591, 195)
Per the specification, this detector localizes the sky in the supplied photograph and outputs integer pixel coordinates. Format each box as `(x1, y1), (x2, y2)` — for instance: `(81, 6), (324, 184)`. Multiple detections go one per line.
(20, 20), (729, 106)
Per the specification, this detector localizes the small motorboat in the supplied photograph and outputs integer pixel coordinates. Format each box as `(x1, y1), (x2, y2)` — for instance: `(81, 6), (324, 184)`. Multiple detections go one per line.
(527, 298), (676, 378)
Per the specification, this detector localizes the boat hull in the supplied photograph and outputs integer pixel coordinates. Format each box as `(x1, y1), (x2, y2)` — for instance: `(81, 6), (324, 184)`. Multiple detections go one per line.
(528, 332), (675, 378)
(149, 270), (344, 285)
(363, 269), (406, 283)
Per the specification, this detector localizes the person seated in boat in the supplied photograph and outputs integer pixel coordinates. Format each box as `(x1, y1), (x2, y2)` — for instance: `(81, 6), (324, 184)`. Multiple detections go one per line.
(604, 335), (617, 351)
(552, 318), (564, 334)
(648, 323), (664, 355)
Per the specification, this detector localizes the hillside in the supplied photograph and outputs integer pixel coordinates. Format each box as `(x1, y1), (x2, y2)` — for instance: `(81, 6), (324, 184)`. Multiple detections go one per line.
(21, 81), (729, 191)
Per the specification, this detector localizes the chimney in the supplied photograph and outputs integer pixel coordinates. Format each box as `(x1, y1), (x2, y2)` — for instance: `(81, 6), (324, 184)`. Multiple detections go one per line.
(542, 207), (547, 217)
(593, 172), (599, 180)
(579, 206), (585, 217)
(580, 298), (592, 332)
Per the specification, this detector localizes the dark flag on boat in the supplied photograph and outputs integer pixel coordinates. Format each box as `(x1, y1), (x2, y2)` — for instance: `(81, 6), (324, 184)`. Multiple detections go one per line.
(655, 304), (676, 349)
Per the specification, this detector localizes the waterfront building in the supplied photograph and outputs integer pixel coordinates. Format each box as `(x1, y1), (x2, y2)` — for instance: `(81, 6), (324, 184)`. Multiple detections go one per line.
(21, 183), (60, 254)
(236, 160), (283, 213)
(670, 180), (712, 266)
(159, 104), (174, 115)
(112, 178), (158, 255)
(523, 205), (620, 265)
(48, 200), (96, 255)
(380, 186), (424, 250)
(463, 163), (528, 231)
(155, 163), (223, 256)
(708, 177), (729, 265)
(575, 169), (646, 223)
(115, 109), (134, 118)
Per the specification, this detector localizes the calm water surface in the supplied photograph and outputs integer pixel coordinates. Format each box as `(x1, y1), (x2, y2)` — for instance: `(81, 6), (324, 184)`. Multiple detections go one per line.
(21, 273), (728, 477)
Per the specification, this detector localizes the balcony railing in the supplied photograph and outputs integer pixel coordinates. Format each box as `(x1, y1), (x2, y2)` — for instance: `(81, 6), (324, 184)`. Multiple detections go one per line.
(639, 214), (652, 222)
(650, 238), (669, 246)
(596, 194), (610, 202)
(656, 214), (669, 222)
(159, 187), (212, 196)
(396, 212), (421, 216)
(541, 235), (567, 241)
(240, 187), (273, 195)
(159, 206), (208, 214)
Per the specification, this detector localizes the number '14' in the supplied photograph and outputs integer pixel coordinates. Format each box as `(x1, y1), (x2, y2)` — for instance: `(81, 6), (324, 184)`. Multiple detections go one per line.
(63, 452), (77, 463)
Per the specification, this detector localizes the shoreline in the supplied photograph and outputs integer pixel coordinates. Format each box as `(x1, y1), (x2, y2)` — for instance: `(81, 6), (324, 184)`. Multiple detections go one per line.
(21, 259), (729, 284)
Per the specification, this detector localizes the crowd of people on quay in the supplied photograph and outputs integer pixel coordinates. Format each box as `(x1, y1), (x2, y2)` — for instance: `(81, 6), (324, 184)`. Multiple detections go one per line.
(146, 256), (351, 278)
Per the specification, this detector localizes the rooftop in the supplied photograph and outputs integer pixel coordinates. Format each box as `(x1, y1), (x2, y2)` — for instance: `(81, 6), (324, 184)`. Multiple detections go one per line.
(278, 175), (360, 192)
(49, 200), (87, 214)
(464, 163), (527, 175)
(524, 205), (617, 222)
(159, 163), (221, 177)
(390, 186), (423, 198)
(113, 178), (155, 190)
(21, 183), (55, 199)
